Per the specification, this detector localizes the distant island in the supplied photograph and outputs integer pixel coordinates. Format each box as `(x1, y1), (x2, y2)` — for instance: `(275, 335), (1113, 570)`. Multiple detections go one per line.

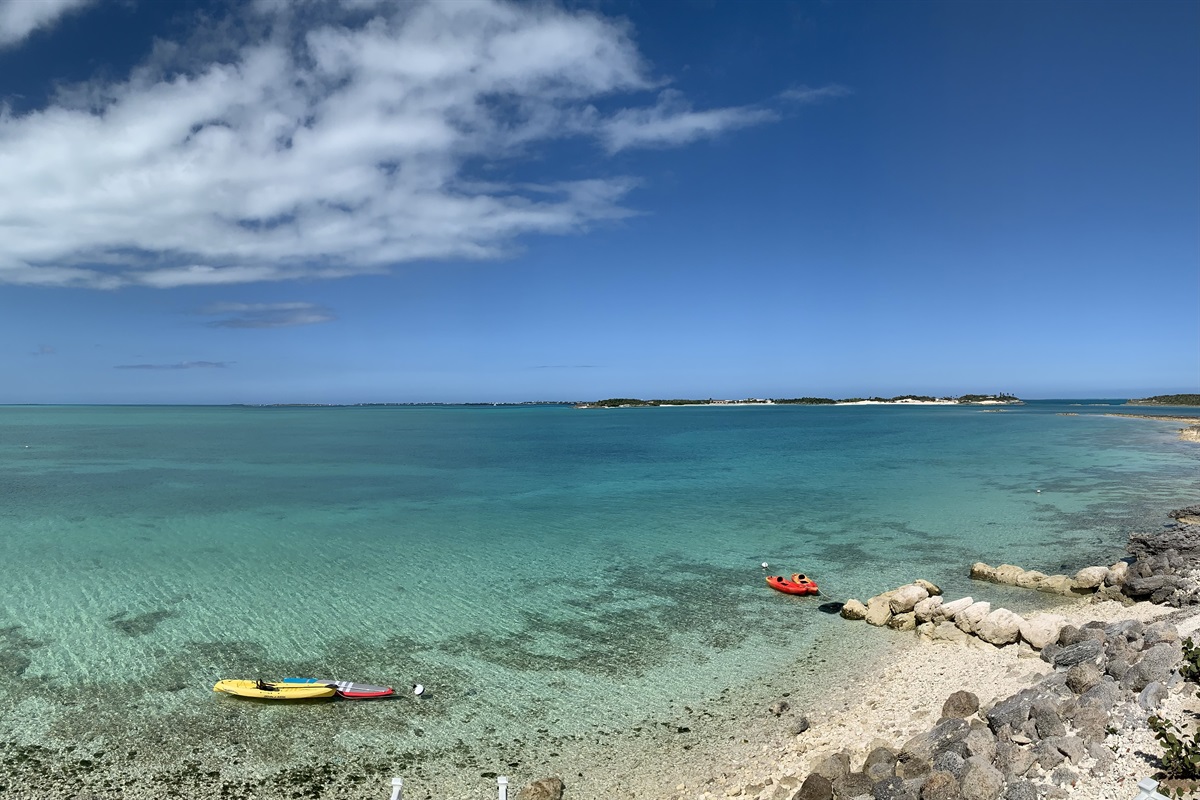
(576, 393), (1022, 409)
(1126, 394), (1200, 407)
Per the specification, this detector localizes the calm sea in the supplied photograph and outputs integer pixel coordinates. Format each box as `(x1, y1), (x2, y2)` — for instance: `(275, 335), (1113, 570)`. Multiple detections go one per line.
(0, 401), (1196, 796)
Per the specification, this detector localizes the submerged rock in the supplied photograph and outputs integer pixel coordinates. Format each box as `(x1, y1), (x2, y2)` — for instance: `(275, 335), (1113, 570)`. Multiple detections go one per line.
(515, 776), (564, 800)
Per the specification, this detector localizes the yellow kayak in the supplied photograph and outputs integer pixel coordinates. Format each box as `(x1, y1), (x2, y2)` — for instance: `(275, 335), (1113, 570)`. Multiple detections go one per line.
(213, 679), (336, 700)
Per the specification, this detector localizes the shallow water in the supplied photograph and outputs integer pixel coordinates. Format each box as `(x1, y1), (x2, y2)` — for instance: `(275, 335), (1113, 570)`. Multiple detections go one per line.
(0, 402), (1196, 796)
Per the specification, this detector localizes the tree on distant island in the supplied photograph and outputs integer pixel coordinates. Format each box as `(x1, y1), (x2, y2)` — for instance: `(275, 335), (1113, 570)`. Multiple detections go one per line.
(1128, 394), (1200, 407)
(577, 393), (1022, 408)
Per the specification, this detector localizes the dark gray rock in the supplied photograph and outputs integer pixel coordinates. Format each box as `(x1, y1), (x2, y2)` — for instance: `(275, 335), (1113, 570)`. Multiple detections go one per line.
(1105, 619), (1144, 640)
(872, 775), (916, 800)
(1139, 681), (1169, 710)
(1002, 780), (1038, 800)
(931, 750), (966, 779)
(941, 691), (980, 720)
(1039, 642), (1060, 665)
(834, 771), (874, 799)
(1122, 642), (1183, 691)
(1048, 734), (1087, 764)
(1065, 662), (1102, 694)
(1105, 652), (1133, 680)
(1078, 678), (1120, 712)
(864, 747), (899, 783)
(791, 715), (812, 735)
(812, 751), (851, 781)
(1033, 739), (1065, 770)
(964, 722), (996, 762)
(1049, 765), (1078, 786)
(795, 773), (834, 800)
(1070, 705), (1111, 742)
(1051, 639), (1103, 669)
(1124, 575), (1176, 598)
(918, 771), (961, 800)
(1057, 625), (1084, 646)
(994, 741), (1034, 778)
(1031, 700), (1066, 739)
(959, 756), (1003, 800)
(1086, 740), (1116, 772)
(985, 689), (1042, 733)
(901, 718), (971, 764)
(1144, 621), (1181, 646)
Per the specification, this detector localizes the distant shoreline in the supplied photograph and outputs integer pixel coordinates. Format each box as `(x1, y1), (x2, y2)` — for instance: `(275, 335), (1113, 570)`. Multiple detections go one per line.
(1103, 412), (1200, 443)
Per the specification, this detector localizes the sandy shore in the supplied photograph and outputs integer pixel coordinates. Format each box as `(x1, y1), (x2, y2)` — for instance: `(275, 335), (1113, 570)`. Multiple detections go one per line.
(1103, 412), (1200, 443)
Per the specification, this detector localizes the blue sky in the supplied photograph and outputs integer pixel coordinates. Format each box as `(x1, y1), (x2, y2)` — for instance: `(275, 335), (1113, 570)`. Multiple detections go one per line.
(0, 0), (1196, 404)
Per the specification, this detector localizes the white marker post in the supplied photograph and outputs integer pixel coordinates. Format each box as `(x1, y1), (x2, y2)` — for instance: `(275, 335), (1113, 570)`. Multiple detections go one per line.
(497, 776), (508, 800)
(388, 776), (403, 800)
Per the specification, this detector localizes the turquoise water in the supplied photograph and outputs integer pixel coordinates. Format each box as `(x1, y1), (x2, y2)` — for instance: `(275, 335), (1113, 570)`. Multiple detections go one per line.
(0, 402), (1196, 796)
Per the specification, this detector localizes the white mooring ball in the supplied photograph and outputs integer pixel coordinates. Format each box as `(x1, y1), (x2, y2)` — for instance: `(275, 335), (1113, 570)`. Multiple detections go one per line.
(412, 683), (425, 696)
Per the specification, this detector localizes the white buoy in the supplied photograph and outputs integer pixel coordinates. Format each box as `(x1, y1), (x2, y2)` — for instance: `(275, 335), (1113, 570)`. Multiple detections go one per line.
(761, 562), (769, 570)
(1036, 489), (1042, 494)
(412, 683), (425, 696)
(389, 776), (404, 800)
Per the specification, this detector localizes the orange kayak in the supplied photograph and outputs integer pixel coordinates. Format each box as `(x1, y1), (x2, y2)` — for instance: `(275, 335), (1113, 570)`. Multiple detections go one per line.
(766, 574), (819, 596)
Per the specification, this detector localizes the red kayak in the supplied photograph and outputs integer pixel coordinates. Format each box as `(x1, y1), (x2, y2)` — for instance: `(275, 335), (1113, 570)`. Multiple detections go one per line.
(766, 573), (820, 596)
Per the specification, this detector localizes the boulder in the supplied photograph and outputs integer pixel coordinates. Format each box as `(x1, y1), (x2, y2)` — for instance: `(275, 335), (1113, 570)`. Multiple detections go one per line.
(914, 595), (945, 623)
(888, 612), (917, 631)
(1002, 780), (1037, 800)
(941, 690), (980, 720)
(1143, 621), (1180, 646)
(1072, 566), (1108, 590)
(915, 579), (943, 596)
(1070, 705), (1109, 742)
(1139, 682), (1169, 710)
(932, 621), (972, 644)
(794, 773), (834, 800)
(1015, 570), (1047, 590)
(811, 752), (851, 782)
(832, 771), (873, 799)
(865, 595), (894, 627)
(871, 775), (916, 800)
(1051, 639), (1103, 669)
(994, 742), (1034, 779)
(918, 770), (961, 800)
(1035, 574), (1075, 595)
(955, 602), (992, 635)
(863, 746), (898, 782)
(891, 584), (931, 614)
(1105, 561), (1129, 586)
(985, 688), (1042, 733)
(1124, 575), (1176, 599)
(960, 756), (1004, 800)
(1122, 642), (1183, 691)
(900, 719), (970, 766)
(993, 564), (1025, 586)
(964, 722), (996, 762)
(969, 563), (997, 582)
(1018, 614), (1067, 650)
(1064, 663), (1102, 695)
(936, 597), (975, 622)
(841, 599), (868, 620)
(1078, 679), (1120, 713)
(931, 750), (966, 778)
(1030, 700), (1066, 739)
(976, 608), (1024, 646)
(515, 777), (564, 800)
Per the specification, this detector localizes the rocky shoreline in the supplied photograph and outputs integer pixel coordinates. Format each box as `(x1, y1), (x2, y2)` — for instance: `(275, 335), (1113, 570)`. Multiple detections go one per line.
(711, 504), (1200, 800)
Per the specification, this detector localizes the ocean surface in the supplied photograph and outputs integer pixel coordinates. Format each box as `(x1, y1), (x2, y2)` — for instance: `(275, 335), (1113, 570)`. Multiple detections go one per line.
(0, 401), (1197, 797)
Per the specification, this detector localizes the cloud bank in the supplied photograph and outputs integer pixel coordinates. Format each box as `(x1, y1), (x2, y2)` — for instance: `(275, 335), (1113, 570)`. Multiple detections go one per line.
(0, 0), (95, 48)
(200, 301), (335, 328)
(0, 0), (833, 290)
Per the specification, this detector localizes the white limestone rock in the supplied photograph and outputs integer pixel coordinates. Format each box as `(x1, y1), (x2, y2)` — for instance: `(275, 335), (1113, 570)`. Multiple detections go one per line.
(1073, 566), (1108, 590)
(936, 596), (975, 622)
(955, 601), (992, 635)
(914, 595), (944, 623)
(890, 584), (930, 614)
(976, 608), (1025, 646)
(1018, 613), (1068, 650)
(865, 595), (894, 627)
(840, 598), (867, 621)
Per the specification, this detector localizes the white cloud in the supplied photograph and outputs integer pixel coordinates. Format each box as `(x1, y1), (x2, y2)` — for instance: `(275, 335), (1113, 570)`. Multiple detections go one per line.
(0, 0), (800, 289)
(601, 89), (777, 153)
(200, 301), (336, 328)
(780, 84), (852, 104)
(0, 0), (95, 48)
